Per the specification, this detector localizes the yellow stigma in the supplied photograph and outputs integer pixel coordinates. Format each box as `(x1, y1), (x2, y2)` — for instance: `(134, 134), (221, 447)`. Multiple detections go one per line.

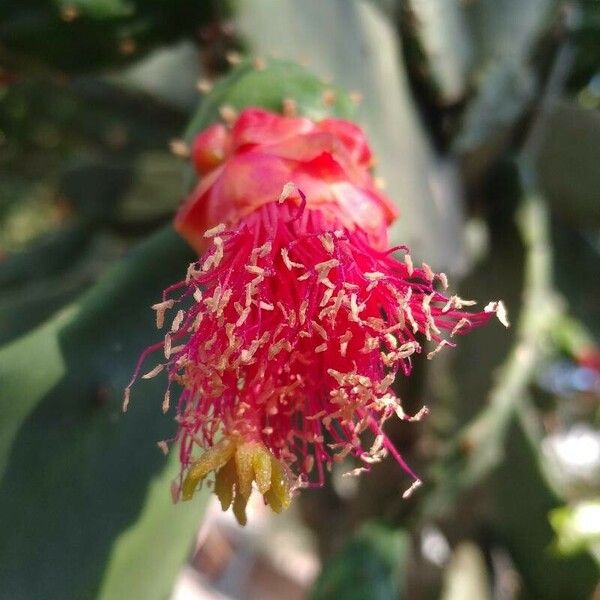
(181, 436), (292, 526)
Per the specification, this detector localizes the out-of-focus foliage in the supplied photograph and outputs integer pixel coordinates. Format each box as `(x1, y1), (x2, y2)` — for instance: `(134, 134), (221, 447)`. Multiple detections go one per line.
(0, 76), (186, 344)
(549, 500), (600, 559)
(0, 228), (206, 600)
(0, 0), (223, 73)
(568, 0), (600, 95)
(0, 0), (599, 599)
(310, 522), (409, 600)
(536, 101), (600, 226)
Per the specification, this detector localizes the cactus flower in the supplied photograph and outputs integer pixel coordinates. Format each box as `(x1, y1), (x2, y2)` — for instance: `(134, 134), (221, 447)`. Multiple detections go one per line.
(125, 108), (507, 525)
(175, 108), (396, 253)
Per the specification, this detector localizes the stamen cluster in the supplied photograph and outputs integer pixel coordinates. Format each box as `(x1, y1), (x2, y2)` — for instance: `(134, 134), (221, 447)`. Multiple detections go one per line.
(126, 193), (505, 522)
(126, 107), (507, 525)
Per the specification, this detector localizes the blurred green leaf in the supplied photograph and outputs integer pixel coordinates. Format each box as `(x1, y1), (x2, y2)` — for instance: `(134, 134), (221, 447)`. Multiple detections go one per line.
(553, 220), (600, 339)
(456, 0), (558, 153)
(115, 151), (183, 225)
(0, 227), (206, 600)
(536, 101), (600, 226)
(465, 0), (556, 65)
(310, 522), (409, 600)
(0, 228), (128, 345)
(489, 412), (598, 600)
(109, 41), (207, 111)
(54, 0), (133, 20)
(425, 194), (555, 516)
(455, 59), (535, 152)
(0, 78), (185, 179)
(0, 0), (222, 73)
(0, 223), (89, 288)
(0, 77), (187, 344)
(97, 452), (207, 600)
(403, 0), (474, 105)
(567, 0), (600, 92)
(0, 178), (71, 253)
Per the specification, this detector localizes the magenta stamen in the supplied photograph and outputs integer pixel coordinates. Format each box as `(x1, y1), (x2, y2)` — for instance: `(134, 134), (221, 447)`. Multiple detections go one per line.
(128, 197), (499, 499)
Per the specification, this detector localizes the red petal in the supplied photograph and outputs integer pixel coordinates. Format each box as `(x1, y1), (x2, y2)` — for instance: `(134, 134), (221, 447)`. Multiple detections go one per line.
(191, 124), (230, 175)
(317, 118), (372, 167)
(230, 108), (314, 150)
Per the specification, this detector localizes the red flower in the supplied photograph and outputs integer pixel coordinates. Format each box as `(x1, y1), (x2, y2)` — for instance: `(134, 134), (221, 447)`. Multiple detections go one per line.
(126, 108), (507, 525)
(175, 108), (397, 253)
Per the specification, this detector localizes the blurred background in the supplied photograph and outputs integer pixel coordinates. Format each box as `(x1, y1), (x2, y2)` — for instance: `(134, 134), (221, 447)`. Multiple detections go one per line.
(0, 1), (599, 599)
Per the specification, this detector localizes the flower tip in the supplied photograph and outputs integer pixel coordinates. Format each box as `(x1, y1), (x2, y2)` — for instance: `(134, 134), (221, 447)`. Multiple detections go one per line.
(496, 300), (510, 328)
(407, 406), (430, 422)
(402, 478), (422, 499)
(278, 181), (299, 204)
(203, 223), (227, 239)
(191, 124), (229, 174)
(484, 300), (510, 328)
